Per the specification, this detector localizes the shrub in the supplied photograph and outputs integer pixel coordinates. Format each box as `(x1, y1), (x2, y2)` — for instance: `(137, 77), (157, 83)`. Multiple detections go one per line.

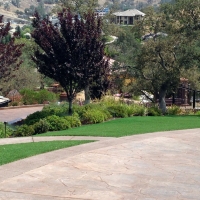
(82, 109), (105, 124)
(42, 102), (69, 116)
(33, 119), (50, 134)
(45, 115), (71, 131)
(63, 115), (81, 127)
(14, 124), (35, 137)
(20, 88), (37, 105)
(195, 110), (200, 115)
(129, 104), (145, 116)
(36, 89), (58, 104)
(147, 106), (162, 116)
(167, 105), (181, 115)
(0, 122), (13, 138)
(107, 105), (129, 118)
(20, 88), (58, 105)
(24, 110), (50, 125)
(99, 96), (121, 106)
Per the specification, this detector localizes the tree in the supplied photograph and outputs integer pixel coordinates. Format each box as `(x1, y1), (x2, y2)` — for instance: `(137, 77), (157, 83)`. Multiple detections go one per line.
(0, 16), (23, 82)
(31, 9), (109, 114)
(110, 4), (200, 113)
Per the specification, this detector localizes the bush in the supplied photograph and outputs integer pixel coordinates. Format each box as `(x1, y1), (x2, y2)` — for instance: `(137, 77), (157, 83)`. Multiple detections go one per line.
(107, 105), (129, 118)
(14, 124), (35, 137)
(20, 88), (58, 105)
(129, 104), (145, 116)
(45, 115), (71, 131)
(42, 102), (69, 116)
(82, 109), (106, 124)
(167, 105), (181, 115)
(63, 115), (81, 127)
(0, 122), (13, 138)
(24, 110), (50, 125)
(147, 106), (162, 116)
(33, 119), (50, 134)
(36, 89), (58, 104)
(20, 89), (37, 105)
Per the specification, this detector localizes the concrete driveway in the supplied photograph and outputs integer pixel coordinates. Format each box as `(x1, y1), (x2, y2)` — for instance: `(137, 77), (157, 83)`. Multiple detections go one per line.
(0, 129), (200, 199)
(0, 106), (44, 123)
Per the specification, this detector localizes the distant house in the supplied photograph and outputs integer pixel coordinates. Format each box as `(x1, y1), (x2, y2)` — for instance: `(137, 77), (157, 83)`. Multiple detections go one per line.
(113, 9), (145, 25)
(95, 7), (110, 17)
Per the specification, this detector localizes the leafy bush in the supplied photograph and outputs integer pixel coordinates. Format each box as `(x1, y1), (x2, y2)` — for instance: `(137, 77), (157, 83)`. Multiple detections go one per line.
(36, 89), (58, 104)
(99, 96), (121, 106)
(63, 115), (81, 127)
(24, 110), (50, 125)
(0, 122), (13, 138)
(82, 109), (106, 124)
(42, 102), (69, 116)
(33, 119), (50, 134)
(107, 105), (129, 118)
(14, 124), (35, 137)
(20, 89), (58, 105)
(195, 110), (200, 115)
(45, 115), (71, 131)
(20, 89), (37, 105)
(167, 106), (181, 115)
(129, 104), (145, 116)
(147, 106), (162, 116)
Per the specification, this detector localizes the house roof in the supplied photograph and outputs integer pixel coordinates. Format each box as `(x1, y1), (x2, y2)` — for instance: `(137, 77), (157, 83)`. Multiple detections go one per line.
(113, 9), (145, 17)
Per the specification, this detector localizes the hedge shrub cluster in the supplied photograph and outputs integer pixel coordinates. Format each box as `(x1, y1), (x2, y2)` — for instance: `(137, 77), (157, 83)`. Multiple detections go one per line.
(20, 89), (58, 105)
(10, 98), (192, 138)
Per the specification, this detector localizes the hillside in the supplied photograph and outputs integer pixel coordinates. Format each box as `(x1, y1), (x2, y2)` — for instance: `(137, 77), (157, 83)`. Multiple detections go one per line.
(0, 0), (161, 22)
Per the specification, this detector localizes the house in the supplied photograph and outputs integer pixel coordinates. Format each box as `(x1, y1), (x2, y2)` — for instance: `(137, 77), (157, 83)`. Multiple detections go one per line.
(95, 7), (110, 17)
(113, 9), (145, 25)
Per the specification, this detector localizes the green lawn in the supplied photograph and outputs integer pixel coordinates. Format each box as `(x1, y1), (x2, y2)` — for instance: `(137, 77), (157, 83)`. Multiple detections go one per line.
(0, 140), (94, 166)
(38, 116), (200, 137)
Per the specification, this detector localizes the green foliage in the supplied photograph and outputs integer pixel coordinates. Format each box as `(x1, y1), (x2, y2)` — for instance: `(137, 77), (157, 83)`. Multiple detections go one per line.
(0, 122), (13, 138)
(167, 105), (181, 115)
(107, 104), (129, 118)
(81, 109), (106, 124)
(147, 106), (162, 116)
(33, 119), (50, 134)
(45, 115), (71, 131)
(14, 125), (35, 137)
(24, 110), (50, 125)
(195, 111), (200, 116)
(63, 116), (81, 127)
(20, 89), (58, 105)
(42, 102), (69, 116)
(129, 104), (146, 116)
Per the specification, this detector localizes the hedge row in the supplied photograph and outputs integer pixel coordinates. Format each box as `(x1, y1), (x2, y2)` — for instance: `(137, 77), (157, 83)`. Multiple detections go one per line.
(13, 102), (184, 137)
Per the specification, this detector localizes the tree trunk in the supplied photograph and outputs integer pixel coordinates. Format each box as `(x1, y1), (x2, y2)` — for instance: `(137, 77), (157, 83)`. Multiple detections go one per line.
(68, 99), (73, 115)
(84, 85), (90, 105)
(159, 88), (167, 114)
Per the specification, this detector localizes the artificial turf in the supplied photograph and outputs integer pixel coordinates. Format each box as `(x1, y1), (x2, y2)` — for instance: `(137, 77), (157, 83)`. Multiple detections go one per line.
(37, 115), (200, 137)
(0, 140), (94, 165)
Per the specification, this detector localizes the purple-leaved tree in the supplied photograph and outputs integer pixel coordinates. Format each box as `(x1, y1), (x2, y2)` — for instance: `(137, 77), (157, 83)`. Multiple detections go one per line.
(31, 9), (110, 114)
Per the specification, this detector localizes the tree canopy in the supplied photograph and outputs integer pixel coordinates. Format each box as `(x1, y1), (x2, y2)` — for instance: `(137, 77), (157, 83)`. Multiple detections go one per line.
(0, 16), (23, 83)
(109, 1), (200, 113)
(31, 9), (110, 114)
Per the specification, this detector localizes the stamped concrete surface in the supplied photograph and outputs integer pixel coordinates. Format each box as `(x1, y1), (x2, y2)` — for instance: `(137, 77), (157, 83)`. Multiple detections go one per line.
(0, 129), (200, 200)
(0, 106), (44, 123)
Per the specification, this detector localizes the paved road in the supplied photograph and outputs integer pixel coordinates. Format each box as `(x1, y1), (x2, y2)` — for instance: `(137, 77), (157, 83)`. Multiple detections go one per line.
(0, 129), (200, 199)
(0, 106), (44, 123)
